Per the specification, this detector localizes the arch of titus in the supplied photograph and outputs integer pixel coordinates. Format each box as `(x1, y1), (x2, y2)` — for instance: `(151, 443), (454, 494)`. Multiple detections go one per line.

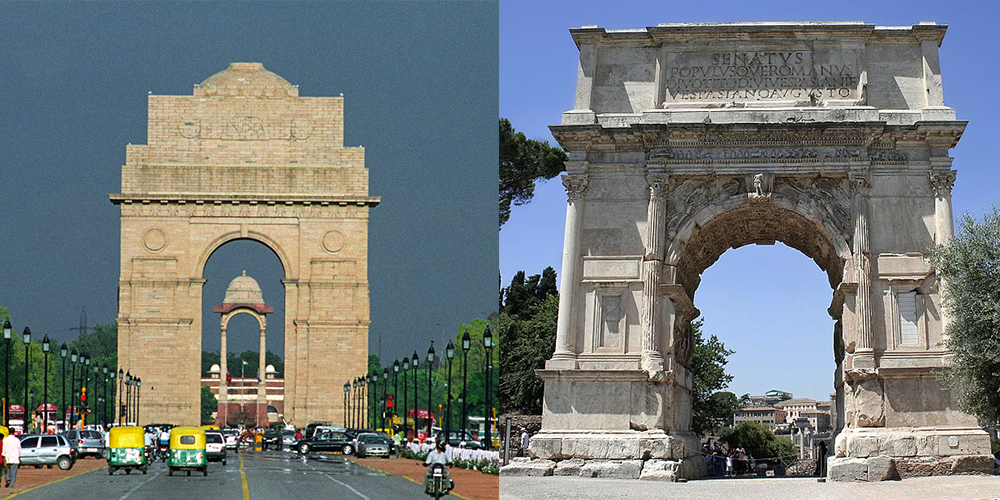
(532, 23), (994, 480)
(111, 63), (378, 427)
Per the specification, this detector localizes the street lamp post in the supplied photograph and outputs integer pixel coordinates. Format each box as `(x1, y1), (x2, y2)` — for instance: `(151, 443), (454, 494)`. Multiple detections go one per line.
(60, 344), (67, 431)
(360, 376), (367, 429)
(102, 364), (108, 426)
(426, 343), (434, 440)
(358, 377), (364, 428)
(351, 379), (357, 428)
(483, 327), (494, 450)
(382, 367), (389, 430)
(91, 363), (98, 426)
(28, 390), (34, 429)
(411, 351), (419, 441)
(22, 327), (32, 430)
(402, 357), (409, 440)
(343, 382), (349, 428)
(126, 375), (132, 425)
(392, 360), (400, 433)
(42, 335), (50, 433)
(461, 330), (470, 436)
(136, 378), (141, 424)
(117, 368), (123, 425)
(370, 371), (378, 431)
(446, 341), (455, 440)
(3, 319), (11, 427)
(70, 350), (78, 427)
(83, 354), (90, 426)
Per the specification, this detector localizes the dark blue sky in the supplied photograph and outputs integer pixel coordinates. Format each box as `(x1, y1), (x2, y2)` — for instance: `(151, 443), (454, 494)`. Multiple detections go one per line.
(0, 2), (499, 363)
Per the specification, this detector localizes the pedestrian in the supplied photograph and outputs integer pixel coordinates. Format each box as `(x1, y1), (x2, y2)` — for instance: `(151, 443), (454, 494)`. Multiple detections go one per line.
(2, 431), (21, 488)
(725, 450), (734, 477)
(294, 429), (303, 441)
(392, 431), (401, 454)
(519, 428), (529, 457)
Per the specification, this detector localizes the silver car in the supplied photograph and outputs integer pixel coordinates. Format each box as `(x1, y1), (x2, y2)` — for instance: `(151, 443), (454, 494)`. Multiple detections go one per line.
(62, 429), (106, 458)
(20, 434), (75, 470)
(355, 433), (391, 458)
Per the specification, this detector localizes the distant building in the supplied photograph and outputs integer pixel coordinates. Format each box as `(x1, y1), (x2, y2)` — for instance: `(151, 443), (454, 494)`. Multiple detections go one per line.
(746, 389), (793, 407)
(774, 398), (819, 423)
(202, 363), (284, 426)
(733, 406), (787, 429)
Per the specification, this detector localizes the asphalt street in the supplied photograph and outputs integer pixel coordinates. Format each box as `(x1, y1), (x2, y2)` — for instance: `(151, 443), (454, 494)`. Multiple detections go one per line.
(13, 449), (431, 500)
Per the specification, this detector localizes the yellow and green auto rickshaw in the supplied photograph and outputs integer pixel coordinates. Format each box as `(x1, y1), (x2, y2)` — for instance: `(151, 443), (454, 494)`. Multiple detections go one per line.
(168, 426), (207, 477)
(108, 426), (149, 475)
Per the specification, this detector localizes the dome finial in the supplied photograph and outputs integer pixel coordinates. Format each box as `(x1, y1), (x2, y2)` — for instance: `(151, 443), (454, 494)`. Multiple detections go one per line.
(242, 270), (246, 276)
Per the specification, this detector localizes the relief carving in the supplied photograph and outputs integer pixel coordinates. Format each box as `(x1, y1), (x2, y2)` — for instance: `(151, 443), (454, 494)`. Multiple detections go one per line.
(928, 170), (957, 197)
(746, 172), (774, 202)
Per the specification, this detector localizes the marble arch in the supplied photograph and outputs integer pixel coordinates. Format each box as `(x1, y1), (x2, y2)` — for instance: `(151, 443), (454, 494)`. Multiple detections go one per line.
(111, 63), (378, 427)
(532, 23), (993, 480)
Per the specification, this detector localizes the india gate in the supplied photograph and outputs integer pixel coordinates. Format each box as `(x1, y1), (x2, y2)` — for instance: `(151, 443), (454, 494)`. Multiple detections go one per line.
(111, 63), (377, 427)
(530, 22), (994, 480)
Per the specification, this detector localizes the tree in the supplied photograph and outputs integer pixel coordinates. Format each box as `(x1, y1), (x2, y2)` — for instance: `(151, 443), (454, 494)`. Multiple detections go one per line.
(499, 118), (567, 228)
(689, 318), (741, 436)
(718, 421), (797, 462)
(931, 207), (1000, 424)
(498, 267), (559, 415)
(200, 385), (216, 424)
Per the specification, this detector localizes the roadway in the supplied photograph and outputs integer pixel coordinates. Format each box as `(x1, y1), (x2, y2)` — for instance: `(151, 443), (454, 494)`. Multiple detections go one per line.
(12, 449), (430, 500)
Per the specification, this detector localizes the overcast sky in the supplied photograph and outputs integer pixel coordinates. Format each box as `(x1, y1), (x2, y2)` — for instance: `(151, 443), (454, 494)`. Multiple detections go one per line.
(0, 2), (498, 366)
(500, 0), (1000, 401)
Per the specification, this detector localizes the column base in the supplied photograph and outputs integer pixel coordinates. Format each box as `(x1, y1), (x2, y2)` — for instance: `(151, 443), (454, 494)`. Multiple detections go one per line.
(828, 427), (993, 481)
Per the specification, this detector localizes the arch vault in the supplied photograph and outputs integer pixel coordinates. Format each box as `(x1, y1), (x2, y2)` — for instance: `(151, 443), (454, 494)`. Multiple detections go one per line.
(111, 63), (378, 426)
(532, 23), (993, 480)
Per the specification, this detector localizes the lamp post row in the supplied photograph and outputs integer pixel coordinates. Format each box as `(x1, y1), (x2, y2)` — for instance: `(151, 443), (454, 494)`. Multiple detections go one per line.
(0, 318), (131, 433)
(342, 326), (494, 449)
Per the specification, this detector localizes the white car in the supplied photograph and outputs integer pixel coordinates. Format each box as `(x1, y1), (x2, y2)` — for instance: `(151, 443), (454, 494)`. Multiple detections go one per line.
(20, 434), (75, 470)
(221, 429), (239, 450)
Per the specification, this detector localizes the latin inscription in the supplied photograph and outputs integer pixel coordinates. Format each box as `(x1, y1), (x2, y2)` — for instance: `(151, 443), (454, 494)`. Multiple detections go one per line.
(663, 49), (859, 103)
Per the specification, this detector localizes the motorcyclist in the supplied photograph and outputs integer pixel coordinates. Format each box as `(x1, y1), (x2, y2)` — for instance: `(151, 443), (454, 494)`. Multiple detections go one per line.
(423, 441), (453, 496)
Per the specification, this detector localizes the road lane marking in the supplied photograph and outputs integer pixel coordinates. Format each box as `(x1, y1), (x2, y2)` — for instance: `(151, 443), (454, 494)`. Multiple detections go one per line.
(117, 468), (163, 500)
(240, 454), (250, 500)
(6, 464), (107, 499)
(301, 460), (370, 500)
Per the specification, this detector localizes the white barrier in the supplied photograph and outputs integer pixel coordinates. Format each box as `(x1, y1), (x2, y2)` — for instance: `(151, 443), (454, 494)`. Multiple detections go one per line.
(407, 442), (500, 463)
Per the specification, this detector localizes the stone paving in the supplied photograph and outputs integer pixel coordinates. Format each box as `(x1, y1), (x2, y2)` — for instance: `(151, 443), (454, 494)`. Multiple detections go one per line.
(501, 474), (1000, 500)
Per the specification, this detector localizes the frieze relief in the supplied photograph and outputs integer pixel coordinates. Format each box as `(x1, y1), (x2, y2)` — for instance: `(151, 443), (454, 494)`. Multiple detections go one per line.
(663, 175), (852, 239)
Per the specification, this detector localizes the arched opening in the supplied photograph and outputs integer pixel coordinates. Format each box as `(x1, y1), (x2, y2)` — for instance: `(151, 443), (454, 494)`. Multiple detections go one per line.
(671, 202), (849, 444)
(201, 239), (285, 426)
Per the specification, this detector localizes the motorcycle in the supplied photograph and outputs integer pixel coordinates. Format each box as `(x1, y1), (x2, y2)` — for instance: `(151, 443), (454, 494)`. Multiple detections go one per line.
(424, 463), (454, 499)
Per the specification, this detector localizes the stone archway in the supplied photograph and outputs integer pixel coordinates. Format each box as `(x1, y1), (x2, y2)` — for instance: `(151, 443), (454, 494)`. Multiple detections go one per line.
(214, 271), (274, 427)
(111, 63), (378, 427)
(532, 22), (993, 480)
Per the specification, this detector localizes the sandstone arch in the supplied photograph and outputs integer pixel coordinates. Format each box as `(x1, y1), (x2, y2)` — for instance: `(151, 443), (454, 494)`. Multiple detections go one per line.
(111, 63), (378, 426)
(533, 23), (992, 480)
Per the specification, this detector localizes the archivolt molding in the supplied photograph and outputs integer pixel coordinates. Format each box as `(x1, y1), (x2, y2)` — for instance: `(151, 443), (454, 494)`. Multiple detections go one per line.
(196, 230), (293, 280)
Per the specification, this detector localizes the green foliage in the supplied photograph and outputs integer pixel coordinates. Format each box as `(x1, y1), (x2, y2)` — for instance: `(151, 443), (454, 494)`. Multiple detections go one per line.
(718, 422), (797, 461)
(499, 118), (567, 228)
(931, 208), (1000, 424)
(200, 385), (216, 425)
(498, 268), (559, 415)
(368, 354), (381, 373)
(689, 319), (740, 436)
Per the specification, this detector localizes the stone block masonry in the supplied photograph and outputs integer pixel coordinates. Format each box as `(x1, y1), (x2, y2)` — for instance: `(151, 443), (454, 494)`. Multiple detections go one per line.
(111, 63), (378, 426)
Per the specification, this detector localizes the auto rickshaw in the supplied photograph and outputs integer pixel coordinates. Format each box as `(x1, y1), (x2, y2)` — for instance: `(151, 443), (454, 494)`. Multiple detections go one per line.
(168, 426), (208, 477)
(200, 424), (220, 431)
(108, 426), (149, 475)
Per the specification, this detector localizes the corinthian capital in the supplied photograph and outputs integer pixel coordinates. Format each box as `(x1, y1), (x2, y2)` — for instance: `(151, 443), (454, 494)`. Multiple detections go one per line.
(647, 172), (669, 199)
(849, 171), (871, 197)
(562, 174), (589, 201)
(929, 170), (957, 197)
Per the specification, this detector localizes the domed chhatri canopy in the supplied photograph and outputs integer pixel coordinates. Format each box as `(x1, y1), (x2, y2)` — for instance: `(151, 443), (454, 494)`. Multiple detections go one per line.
(194, 62), (298, 98)
(224, 270), (264, 304)
(214, 271), (274, 315)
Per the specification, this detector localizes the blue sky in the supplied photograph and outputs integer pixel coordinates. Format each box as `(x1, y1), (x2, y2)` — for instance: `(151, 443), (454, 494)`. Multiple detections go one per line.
(500, 0), (1000, 401)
